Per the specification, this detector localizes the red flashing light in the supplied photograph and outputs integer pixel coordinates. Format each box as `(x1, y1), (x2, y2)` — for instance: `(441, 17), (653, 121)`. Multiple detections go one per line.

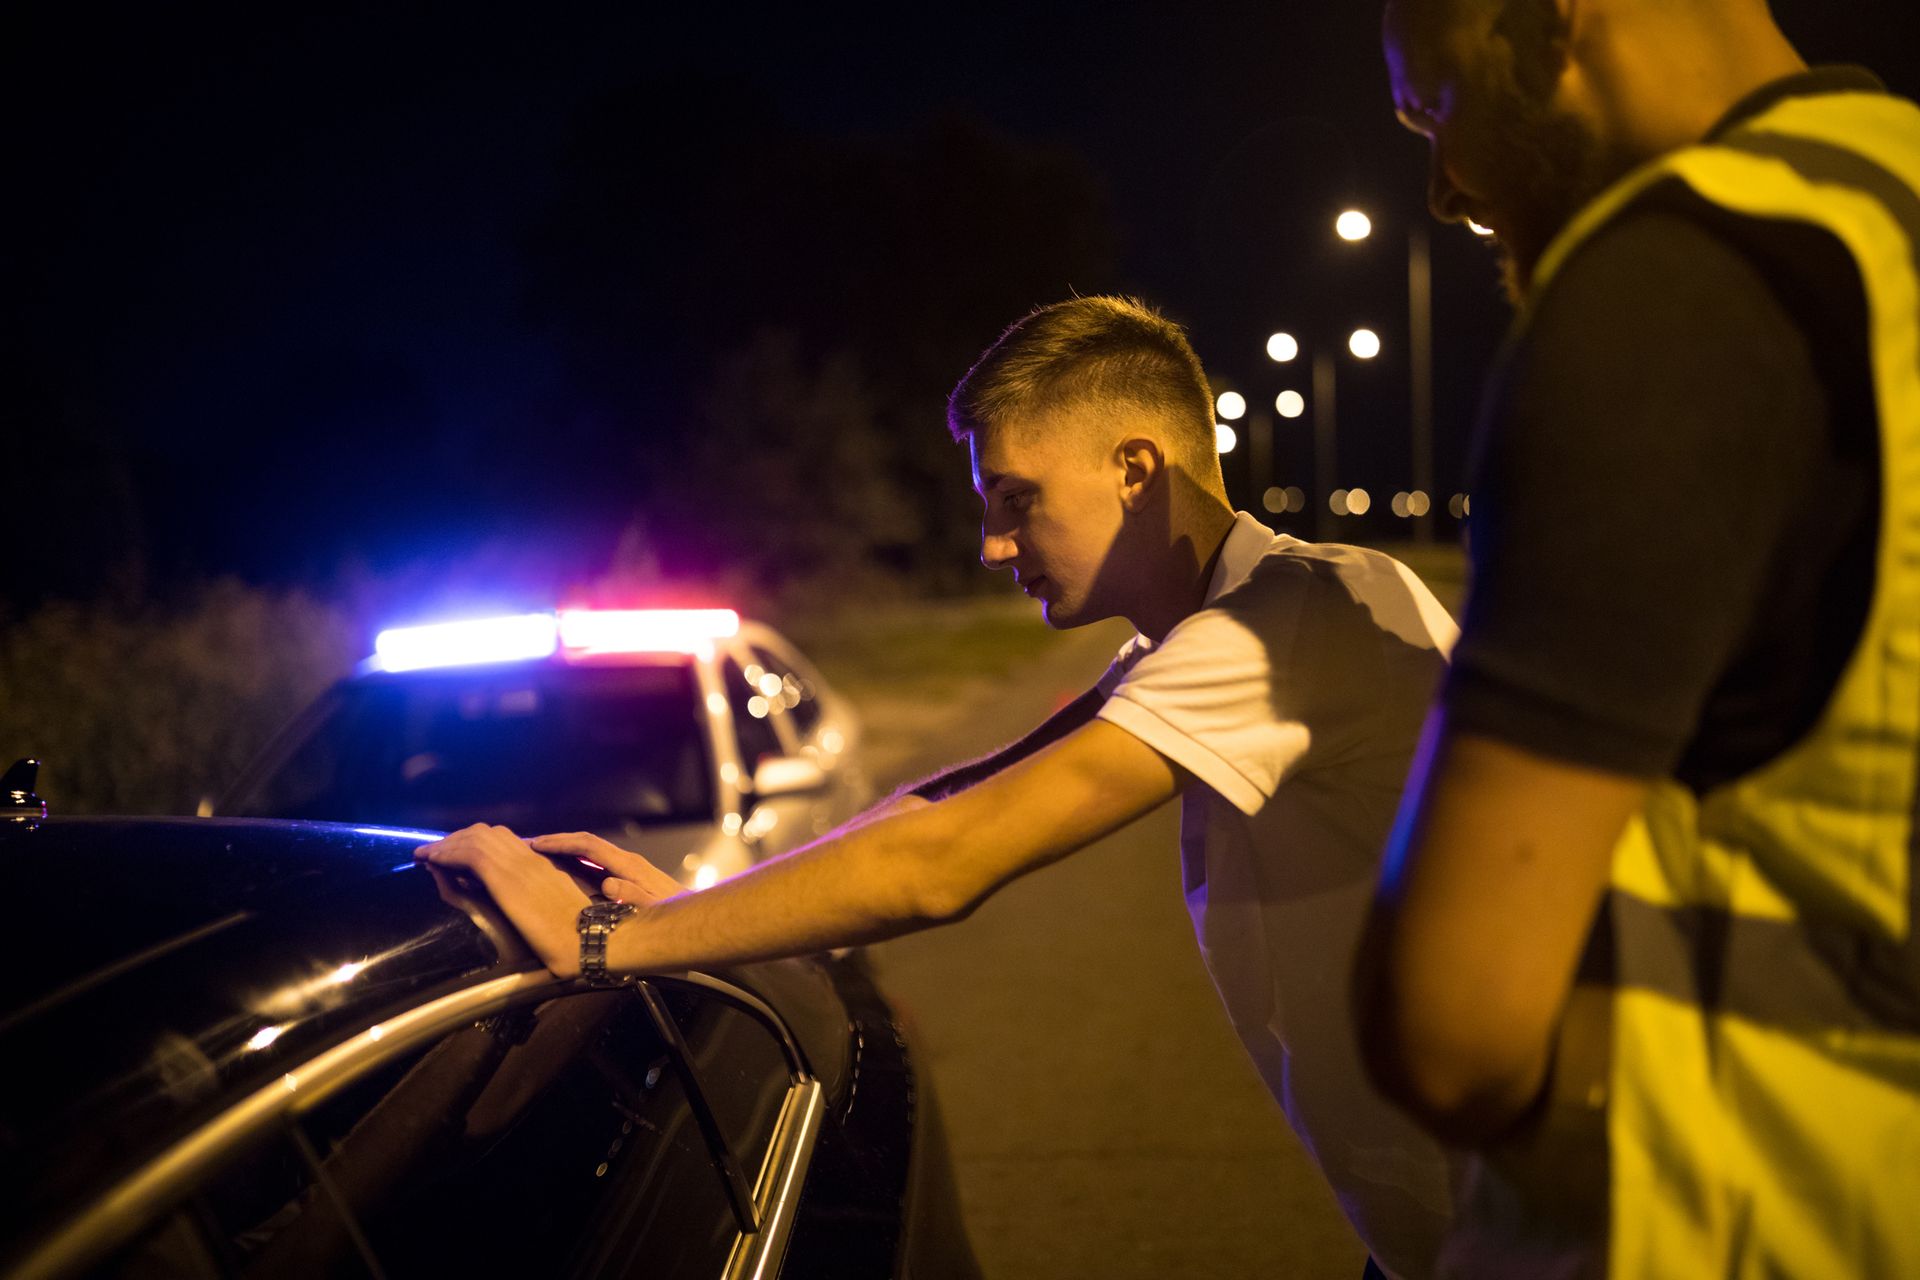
(557, 608), (741, 657)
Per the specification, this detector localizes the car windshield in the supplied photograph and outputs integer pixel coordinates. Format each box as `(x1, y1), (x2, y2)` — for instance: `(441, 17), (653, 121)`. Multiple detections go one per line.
(224, 663), (713, 831)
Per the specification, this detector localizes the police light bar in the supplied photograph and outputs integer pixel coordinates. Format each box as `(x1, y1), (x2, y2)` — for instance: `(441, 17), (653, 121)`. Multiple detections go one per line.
(370, 608), (743, 672)
(558, 608), (740, 657)
(373, 614), (560, 672)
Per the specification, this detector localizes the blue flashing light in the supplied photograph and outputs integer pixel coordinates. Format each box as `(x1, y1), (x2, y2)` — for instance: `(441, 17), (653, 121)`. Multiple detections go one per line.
(373, 613), (559, 673)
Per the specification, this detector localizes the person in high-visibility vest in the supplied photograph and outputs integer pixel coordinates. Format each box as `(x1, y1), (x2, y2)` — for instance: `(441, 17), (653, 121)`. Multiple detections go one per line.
(1357, 0), (1920, 1276)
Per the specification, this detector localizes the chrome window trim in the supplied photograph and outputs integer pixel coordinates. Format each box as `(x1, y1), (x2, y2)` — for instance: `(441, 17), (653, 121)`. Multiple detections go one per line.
(725, 1077), (824, 1280)
(15, 966), (816, 1280)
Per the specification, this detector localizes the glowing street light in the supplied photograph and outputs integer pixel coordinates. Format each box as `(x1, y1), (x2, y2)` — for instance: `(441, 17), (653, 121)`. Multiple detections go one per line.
(1276, 390), (1305, 419)
(1215, 423), (1238, 454)
(1336, 209), (1374, 242)
(1215, 390), (1247, 421)
(1266, 332), (1300, 363)
(1348, 328), (1382, 360)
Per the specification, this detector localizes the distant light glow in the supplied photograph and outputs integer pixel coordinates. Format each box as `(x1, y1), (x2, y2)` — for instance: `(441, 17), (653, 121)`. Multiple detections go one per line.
(1349, 329), (1382, 360)
(747, 695), (771, 719)
(1215, 391), (1247, 421)
(756, 672), (784, 698)
(1467, 219), (1495, 237)
(1392, 492), (1412, 518)
(1336, 209), (1374, 242)
(1331, 489), (1350, 517)
(1285, 486), (1306, 513)
(1276, 390), (1306, 419)
(558, 608), (740, 658)
(722, 812), (744, 835)
(706, 692), (728, 716)
(327, 961), (369, 986)
(693, 865), (720, 891)
(1348, 487), (1373, 516)
(719, 761), (740, 785)
(1262, 486), (1287, 514)
(374, 614), (558, 673)
(1266, 332), (1300, 363)
(247, 1025), (287, 1052)
(1408, 490), (1432, 517)
(821, 728), (846, 754)
(1215, 423), (1238, 454)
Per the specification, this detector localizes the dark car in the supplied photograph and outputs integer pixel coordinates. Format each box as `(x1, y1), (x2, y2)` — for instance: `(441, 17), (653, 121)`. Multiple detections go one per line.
(0, 790), (973, 1278)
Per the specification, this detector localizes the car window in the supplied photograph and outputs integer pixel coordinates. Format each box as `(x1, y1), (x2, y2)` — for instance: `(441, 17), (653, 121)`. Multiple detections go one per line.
(91, 985), (786, 1280)
(718, 656), (783, 771)
(748, 644), (822, 737)
(655, 984), (790, 1181)
(225, 665), (713, 832)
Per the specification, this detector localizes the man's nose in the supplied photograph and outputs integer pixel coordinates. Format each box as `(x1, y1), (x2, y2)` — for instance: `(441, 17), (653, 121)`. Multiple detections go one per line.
(981, 527), (1017, 570)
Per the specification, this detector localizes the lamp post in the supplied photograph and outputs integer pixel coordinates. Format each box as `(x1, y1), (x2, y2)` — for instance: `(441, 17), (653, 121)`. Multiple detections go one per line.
(1336, 207), (1438, 543)
(1259, 326), (1379, 540)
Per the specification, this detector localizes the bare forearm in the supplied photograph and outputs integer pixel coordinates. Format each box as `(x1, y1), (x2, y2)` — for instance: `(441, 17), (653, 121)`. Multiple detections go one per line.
(605, 809), (962, 975)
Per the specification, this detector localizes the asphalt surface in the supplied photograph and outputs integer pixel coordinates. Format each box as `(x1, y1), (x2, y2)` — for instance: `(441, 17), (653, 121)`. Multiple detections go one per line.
(858, 617), (1369, 1278)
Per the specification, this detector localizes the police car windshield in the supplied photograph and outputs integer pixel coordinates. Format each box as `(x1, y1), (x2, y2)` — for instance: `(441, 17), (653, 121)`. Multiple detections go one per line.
(226, 664), (713, 831)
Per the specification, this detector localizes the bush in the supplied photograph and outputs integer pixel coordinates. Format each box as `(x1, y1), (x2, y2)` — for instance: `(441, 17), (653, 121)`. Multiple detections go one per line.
(0, 582), (357, 815)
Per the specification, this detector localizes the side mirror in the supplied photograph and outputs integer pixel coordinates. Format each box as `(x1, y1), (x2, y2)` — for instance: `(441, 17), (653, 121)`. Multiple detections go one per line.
(4, 758), (46, 820)
(751, 756), (828, 799)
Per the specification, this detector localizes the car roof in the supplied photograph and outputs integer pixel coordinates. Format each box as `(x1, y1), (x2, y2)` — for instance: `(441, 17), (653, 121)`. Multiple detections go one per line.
(0, 816), (853, 1247)
(0, 819), (504, 1230)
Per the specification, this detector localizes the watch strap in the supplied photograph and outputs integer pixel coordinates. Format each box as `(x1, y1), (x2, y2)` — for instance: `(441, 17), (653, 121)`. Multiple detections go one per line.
(577, 900), (637, 987)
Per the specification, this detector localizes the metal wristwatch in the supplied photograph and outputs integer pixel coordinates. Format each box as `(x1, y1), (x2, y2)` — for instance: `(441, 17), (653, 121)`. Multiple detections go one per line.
(576, 899), (637, 987)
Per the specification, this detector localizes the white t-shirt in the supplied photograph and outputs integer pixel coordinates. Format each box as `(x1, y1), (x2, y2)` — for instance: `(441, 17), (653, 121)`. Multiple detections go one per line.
(1096, 512), (1461, 1280)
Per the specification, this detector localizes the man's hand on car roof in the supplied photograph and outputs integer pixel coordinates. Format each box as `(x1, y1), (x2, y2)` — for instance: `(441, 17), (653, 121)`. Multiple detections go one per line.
(528, 831), (688, 905)
(416, 824), (598, 977)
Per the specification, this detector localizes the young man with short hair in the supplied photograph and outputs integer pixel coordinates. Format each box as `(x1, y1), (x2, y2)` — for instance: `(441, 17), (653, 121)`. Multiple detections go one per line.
(423, 296), (1459, 1278)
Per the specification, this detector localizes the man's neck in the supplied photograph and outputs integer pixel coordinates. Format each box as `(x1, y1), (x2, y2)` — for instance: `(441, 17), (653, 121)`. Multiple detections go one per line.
(1131, 503), (1238, 643)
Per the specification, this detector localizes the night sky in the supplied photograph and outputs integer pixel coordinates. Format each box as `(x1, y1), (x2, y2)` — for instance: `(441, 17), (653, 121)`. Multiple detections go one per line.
(10, 1), (1919, 607)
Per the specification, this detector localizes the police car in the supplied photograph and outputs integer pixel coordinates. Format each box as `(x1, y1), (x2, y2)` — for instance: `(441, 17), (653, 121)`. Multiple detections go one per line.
(216, 608), (872, 889)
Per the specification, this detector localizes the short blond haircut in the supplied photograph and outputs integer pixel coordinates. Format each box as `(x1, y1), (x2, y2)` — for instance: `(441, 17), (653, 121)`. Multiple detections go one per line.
(947, 296), (1217, 463)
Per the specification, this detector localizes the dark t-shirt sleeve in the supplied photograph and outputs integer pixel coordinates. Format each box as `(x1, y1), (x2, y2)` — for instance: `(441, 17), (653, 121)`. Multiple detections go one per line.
(1443, 208), (1829, 776)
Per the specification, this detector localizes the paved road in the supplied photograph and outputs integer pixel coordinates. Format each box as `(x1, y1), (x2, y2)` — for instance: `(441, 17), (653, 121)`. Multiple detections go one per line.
(856, 618), (1368, 1279)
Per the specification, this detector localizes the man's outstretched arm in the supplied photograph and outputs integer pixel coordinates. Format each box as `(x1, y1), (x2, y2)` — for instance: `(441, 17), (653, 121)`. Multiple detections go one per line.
(1354, 714), (1648, 1146)
(418, 717), (1184, 979)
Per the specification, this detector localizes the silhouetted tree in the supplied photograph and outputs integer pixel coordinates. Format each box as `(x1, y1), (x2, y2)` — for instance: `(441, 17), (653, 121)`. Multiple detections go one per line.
(522, 75), (1121, 587)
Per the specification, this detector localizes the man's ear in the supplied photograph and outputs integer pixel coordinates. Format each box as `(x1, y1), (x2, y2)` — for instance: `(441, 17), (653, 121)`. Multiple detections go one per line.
(1116, 437), (1165, 511)
(1494, 0), (1574, 101)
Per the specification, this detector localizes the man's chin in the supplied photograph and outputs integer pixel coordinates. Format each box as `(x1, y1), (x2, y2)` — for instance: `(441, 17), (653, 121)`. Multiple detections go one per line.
(1039, 598), (1090, 630)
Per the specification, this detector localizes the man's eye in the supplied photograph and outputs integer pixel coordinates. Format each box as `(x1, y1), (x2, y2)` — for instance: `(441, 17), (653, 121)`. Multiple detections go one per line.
(1004, 490), (1036, 512)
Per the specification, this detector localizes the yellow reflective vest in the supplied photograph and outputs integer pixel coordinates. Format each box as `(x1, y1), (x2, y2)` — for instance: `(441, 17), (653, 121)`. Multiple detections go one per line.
(1450, 85), (1920, 1279)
